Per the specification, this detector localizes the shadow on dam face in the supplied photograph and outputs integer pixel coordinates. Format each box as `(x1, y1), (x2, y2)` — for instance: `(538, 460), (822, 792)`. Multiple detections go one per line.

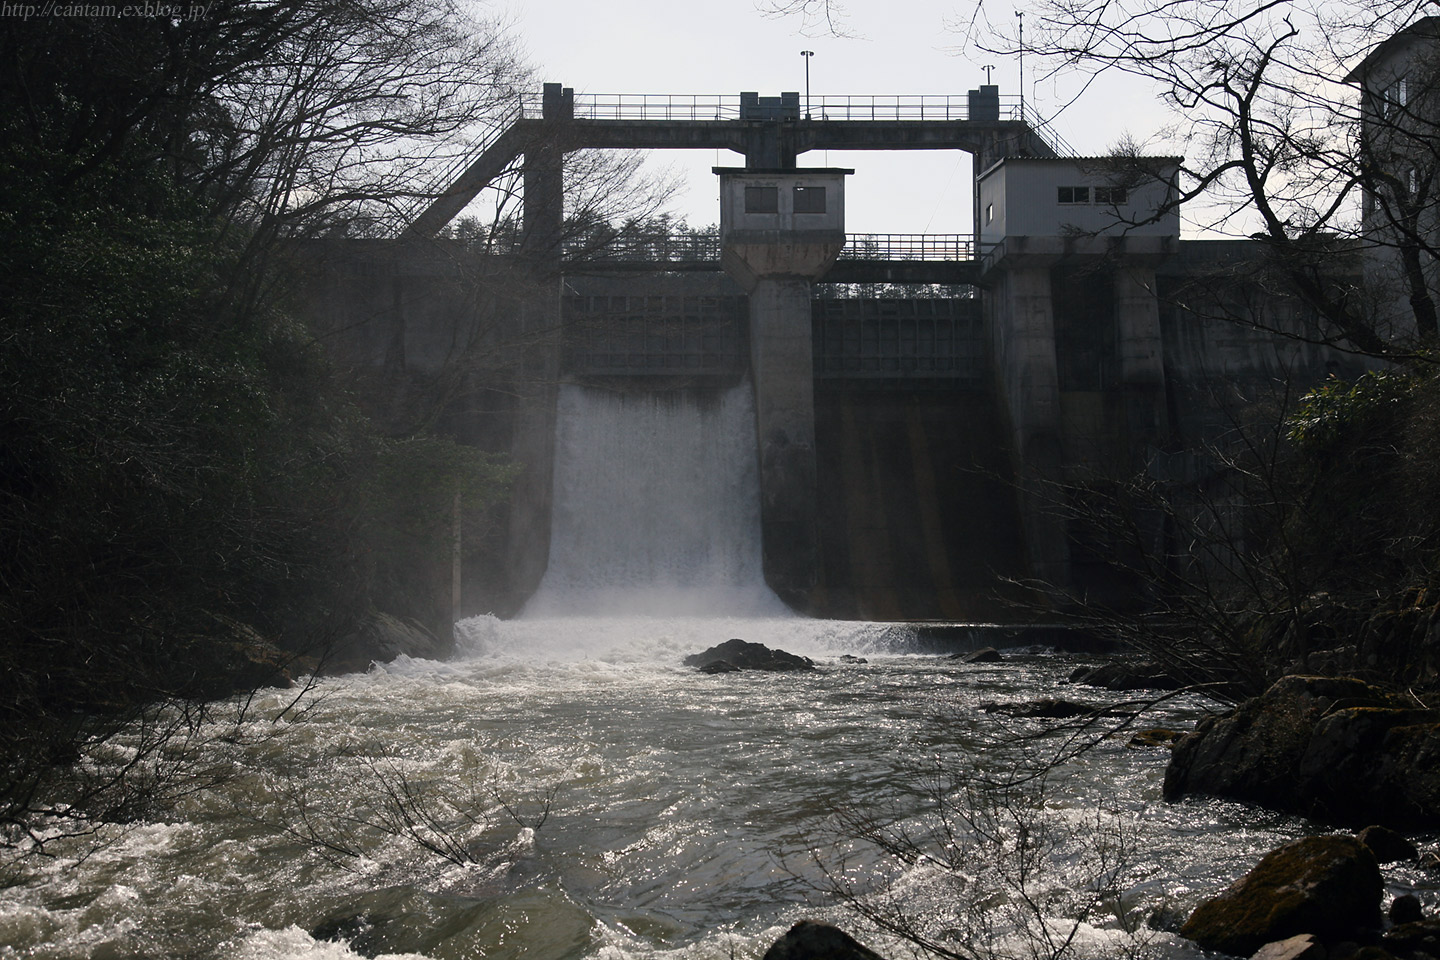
(809, 383), (1029, 622)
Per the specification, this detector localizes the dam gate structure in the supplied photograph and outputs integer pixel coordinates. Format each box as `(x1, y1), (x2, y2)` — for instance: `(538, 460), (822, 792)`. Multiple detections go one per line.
(301, 82), (1372, 624)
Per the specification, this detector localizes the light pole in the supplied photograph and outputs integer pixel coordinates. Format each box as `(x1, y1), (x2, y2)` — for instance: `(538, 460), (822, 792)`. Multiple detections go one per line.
(801, 50), (814, 119)
(1015, 12), (1025, 121)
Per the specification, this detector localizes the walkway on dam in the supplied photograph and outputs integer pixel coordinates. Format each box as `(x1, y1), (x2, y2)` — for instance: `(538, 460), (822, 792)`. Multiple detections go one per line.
(403, 87), (1069, 240)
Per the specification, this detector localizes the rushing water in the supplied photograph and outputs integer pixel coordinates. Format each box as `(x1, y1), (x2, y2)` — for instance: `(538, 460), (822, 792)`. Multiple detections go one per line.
(0, 622), (1329, 960)
(3, 382), (1434, 959)
(527, 384), (785, 619)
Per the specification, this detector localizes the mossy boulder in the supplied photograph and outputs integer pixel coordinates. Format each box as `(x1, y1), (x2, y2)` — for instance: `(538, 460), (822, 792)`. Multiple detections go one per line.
(1179, 835), (1382, 956)
(1165, 676), (1440, 828)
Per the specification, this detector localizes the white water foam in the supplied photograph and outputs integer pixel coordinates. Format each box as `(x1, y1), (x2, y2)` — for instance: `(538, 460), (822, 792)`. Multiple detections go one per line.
(524, 381), (788, 619)
(454, 612), (914, 666)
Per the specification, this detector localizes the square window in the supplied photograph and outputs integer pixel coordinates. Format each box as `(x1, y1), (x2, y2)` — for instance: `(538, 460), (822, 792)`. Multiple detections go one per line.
(793, 185), (827, 213)
(1094, 186), (1128, 204)
(745, 186), (779, 213)
(1058, 186), (1090, 204)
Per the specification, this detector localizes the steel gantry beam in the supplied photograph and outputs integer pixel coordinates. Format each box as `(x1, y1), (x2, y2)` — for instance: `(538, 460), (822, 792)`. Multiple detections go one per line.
(403, 83), (1062, 242)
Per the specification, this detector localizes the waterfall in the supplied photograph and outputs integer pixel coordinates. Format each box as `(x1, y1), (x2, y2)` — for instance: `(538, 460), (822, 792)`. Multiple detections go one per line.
(523, 381), (790, 618)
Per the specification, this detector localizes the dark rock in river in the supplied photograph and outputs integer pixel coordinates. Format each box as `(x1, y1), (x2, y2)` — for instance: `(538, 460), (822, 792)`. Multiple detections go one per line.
(698, 660), (742, 674)
(1384, 918), (1440, 957)
(1390, 894), (1425, 925)
(1127, 728), (1183, 749)
(1355, 825), (1417, 864)
(1164, 675), (1440, 829)
(326, 612), (445, 674)
(1068, 660), (1185, 691)
(762, 920), (887, 960)
(981, 698), (1100, 719)
(1179, 835), (1383, 957)
(683, 638), (815, 672)
(954, 646), (1003, 663)
(839, 654), (869, 664)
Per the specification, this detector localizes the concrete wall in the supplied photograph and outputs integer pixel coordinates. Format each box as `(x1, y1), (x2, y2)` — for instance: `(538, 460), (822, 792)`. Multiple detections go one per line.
(298, 231), (1375, 624)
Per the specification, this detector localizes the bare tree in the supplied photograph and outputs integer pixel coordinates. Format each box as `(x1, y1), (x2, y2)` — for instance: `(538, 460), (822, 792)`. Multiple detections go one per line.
(984, 1), (1440, 357)
(811, 765), (1148, 960)
(768, 1), (1440, 357)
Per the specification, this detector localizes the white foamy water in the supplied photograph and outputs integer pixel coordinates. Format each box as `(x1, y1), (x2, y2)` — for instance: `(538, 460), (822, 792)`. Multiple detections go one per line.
(525, 382), (788, 618)
(4, 625), (1436, 960)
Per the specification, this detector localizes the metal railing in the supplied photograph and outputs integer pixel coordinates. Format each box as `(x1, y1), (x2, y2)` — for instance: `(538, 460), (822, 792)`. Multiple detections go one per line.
(570, 93), (1030, 123)
(562, 232), (976, 264)
(565, 232), (721, 263)
(397, 92), (541, 224)
(841, 234), (974, 261)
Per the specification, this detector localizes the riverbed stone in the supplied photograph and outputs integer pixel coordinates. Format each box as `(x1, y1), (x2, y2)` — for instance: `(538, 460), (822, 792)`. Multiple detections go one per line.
(981, 698), (1098, 719)
(1252, 933), (1328, 960)
(1127, 728), (1183, 748)
(1382, 918), (1440, 957)
(1179, 835), (1383, 957)
(762, 921), (887, 960)
(1389, 894), (1424, 925)
(1163, 676), (1440, 828)
(682, 638), (815, 672)
(957, 646), (1003, 663)
(1068, 660), (1185, 691)
(1355, 826), (1417, 864)
(326, 611), (445, 674)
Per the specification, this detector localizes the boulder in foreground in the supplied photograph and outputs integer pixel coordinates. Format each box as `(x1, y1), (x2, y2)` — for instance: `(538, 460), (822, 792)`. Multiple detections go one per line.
(683, 638), (815, 673)
(1179, 835), (1382, 957)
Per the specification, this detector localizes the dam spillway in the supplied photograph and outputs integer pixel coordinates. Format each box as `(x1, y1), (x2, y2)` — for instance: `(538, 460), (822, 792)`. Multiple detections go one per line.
(523, 382), (787, 619)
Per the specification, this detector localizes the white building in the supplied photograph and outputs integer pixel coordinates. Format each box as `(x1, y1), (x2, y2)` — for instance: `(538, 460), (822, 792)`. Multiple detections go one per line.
(977, 156), (1180, 249)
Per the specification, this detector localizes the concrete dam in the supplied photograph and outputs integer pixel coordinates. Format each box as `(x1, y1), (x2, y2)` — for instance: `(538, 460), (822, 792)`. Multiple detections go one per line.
(300, 84), (1367, 623)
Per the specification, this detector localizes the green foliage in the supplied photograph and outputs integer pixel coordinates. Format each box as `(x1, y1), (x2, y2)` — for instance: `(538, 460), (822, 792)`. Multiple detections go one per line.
(1287, 370), (1416, 456)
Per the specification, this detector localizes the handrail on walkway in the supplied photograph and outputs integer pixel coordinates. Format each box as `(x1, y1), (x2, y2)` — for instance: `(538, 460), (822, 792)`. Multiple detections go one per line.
(561, 232), (975, 264)
(572, 93), (1024, 123)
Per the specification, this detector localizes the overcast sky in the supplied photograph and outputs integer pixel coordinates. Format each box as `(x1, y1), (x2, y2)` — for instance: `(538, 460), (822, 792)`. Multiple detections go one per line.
(503, 0), (1174, 234)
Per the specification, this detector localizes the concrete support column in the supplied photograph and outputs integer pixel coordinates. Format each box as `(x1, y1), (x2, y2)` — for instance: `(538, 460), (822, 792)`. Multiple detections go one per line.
(996, 264), (1070, 587)
(504, 279), (561, 613)
(505, 83), (572, 612)
(1115, 265), (1169, 447)
(715, 167), (850, 607)
(748, 276), (819, 601)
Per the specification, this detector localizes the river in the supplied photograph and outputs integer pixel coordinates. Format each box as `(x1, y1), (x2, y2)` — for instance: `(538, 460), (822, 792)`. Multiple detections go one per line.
(0, 614), (1339, 960)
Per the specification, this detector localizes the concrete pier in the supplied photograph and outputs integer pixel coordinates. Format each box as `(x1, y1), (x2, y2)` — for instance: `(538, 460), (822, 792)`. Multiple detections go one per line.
(716, 167), (849, 605)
